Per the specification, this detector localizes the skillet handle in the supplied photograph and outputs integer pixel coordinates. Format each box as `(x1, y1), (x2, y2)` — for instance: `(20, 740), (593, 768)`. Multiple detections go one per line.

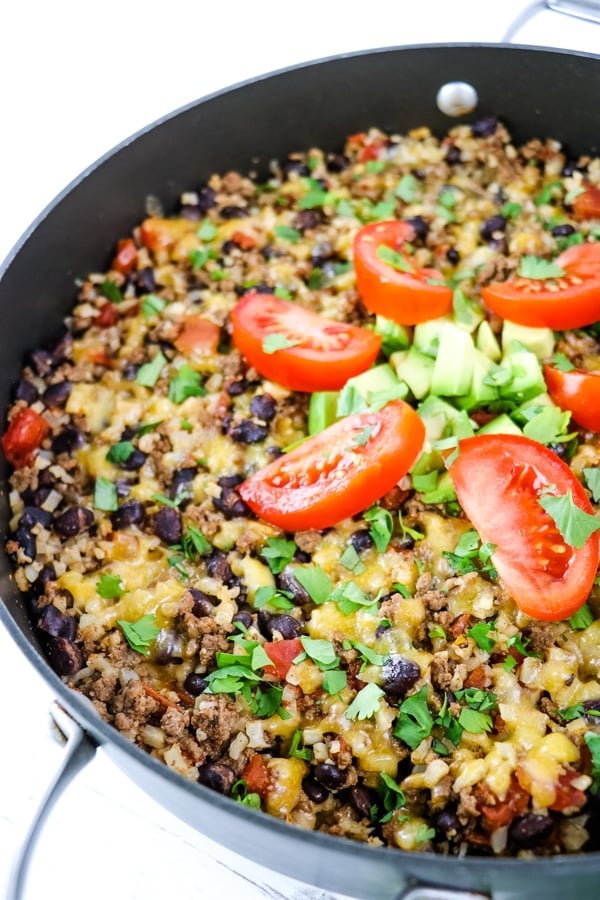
(503, 0), (600, 41)
(6, 701), (98, 900)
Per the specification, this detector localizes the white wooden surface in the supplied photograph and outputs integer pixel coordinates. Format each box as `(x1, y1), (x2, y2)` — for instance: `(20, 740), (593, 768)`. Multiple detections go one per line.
(1, 3), (598, 898)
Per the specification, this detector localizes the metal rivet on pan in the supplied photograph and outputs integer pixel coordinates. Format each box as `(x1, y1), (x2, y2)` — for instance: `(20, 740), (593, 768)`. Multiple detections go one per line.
(436, 81), (478, 117)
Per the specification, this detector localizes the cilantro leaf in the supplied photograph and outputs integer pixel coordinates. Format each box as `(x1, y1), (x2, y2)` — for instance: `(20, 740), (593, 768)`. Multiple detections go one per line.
(393, 686), (433, 749)
(522, 406), (573, 445)
(94, 477), (118, 512)
(273, 225), (301, 243)
(182, 526), (212, 559)
(117, 614), (160, 655)
(142, 294), (167, 318)
(197, 219), (217, 241)
(136, 351), (167, 388)
(395, 173), (419, 203)
(376, 244), (414, 273)
(378, 772), (407, 823)
(290, 565), (331, 605)
(538, 490), (600, 548)
(339, 544), (366, 574)
(568, 603), (594, 630)
(332, 580), (377, 616)
(299, 636), (338, 669)
(552, 352), (576, 372)
(106, 441), (136, 466)
(168, 364), (206, 404)
(364, 505), (394, 552)
(458, 707), (493, 734)
(253, 586), (294, 611)
(468, 620), (497, 653)
(101, 279), (124, 304)
(262, 333), (302, 354)
(288, 729), (312, 761)
(585, 732), (600, 790)
(260, 537), (297, 574)
(517, 256), (566, 280)
(583, 467), (600, 503)
(96, 573), (126, 599)
(231, 779), (261, 809)
(322, 668), (347, 695)
(345, 682), (385, 721)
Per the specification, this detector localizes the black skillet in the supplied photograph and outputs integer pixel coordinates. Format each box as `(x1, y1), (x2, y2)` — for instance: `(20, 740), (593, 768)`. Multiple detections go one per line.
(2, 13), (600, 900)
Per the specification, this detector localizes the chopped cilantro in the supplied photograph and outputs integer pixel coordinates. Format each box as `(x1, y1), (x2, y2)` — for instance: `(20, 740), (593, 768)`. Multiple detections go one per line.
(288, 729), (312, 761)
(349, 640), (387, 667)
(299, 636), (338, 669)
(142, 293), (167, 318)
(290, 565), (331, 605)
(458, 707), (493, 734)
(101, 279), (124, 304)
(415, 824), (436, 843)
(517, 256), (566, 280)
(376, 244), (414, 273)
(167, 554), (189, 580)
(393, 582), (412, 599)
(231, 779), (261, 809)
(182, 526), (211, 559)
(398, 511), (425, 543)
(584, 732), (600, 790)
(393, 686), (433, 749)
(468, 620), (497, 653)
(189, 248), (210, 270)
(568, 603), (594, 630)
(322, 668), (347, 695)
(106, 441), (135, 466)
(197, 219), (217, 241)
(443, 529), (497, 579)
(332, 580), (377, 616)
(96, 572), (126, 599)
(151, 492), (182, 508)
(501, 201), (522, 219)
(250, 644), (273, 671)
(117, 614), (159, 655)
(522, 406), (573, 445)
(583, 468), (600, 503)
(261, 537), (297, 574)
(364, 504), (394, 552)
(395, 174), (419, 203)
(534, 181), (562, 206)
(262, 333), (302, 354)
(370, 200), (397, 221)
(339, 544), (366, 574)
(345, 682), (385, 721)
(136, 420), (163, 436)
(538, 489), (600, 548)
(552, 352), (576, 372)
(94, 477), (117, 512)
(378, 772), (407, 823)
(253, 586), (294, 611)
(168, 364), (206, 404)
(274, 286), (293, 300)
(136, 351), (167, 388)
(428, 624), (446, 640)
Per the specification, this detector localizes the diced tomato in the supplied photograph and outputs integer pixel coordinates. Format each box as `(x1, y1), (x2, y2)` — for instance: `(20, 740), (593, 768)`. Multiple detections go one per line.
(239, 399), (425, 531)
(242, 753), (271, 798)
(448, 434), (600, 621)
(478, 776), (530, 828)
(353, 220), (453, 325)
(263, 638), (303, 680)
(96, 302), (120, 328)
(230, 230), (257, 250)
(548, 770), (587, 812)
(543, 363), (600, 432)
(2, 408), (50, 468)
(230, 291), (381, 392)
(174, 315), (221, 356)
(482, 242), (600, 329)
(573, 184), (600, 220)
(111, 238), (137, 275)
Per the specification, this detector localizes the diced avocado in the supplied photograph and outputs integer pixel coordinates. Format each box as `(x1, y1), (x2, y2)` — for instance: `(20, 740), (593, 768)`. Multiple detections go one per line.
(420, 471), (458, 504)
(374, 315), (412, 356)
(511, 392), (555, 427)
(337, 363), (406, 416)
(455, 348), (499, 411)
(417, 394), (467, 442)
(430, 326), (476, 397)
(499, 351), (546, 403)
(477, 414), (522, 436)
(391, 345), (435, 399)
(502, 319), (555, 360)
(452, 289), (485, 334)
(450, 409), (476, 439)
(413, 315), (454, 357)
(410, 448), (445, 477)
(308, 391), (339, 435)
(475, 320), (502, 362)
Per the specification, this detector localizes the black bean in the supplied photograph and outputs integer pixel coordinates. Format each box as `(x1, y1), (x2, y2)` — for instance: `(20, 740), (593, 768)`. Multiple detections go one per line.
(350, 529), (374, 554)
(43, 636), (84, 675)
(20, 506), (53, 529)
(562, 159), (587, 177)
(213, 479), (251, 519)
(381, 655), (421, 698)
(348, 784), (377, 818)
(582, 698), (600, 721)
(28, 348), (55, 377)
(197, 763), (236, 794)
(277, 566), (312, 604)
(37, 604), (77, 640)
(250, 393), (277, 422)
(327, 152), (350, 172)
(190, 588), (215, 618)
(120, 448), (147, 471)
(48, 330), (72, 364)
(293, 209), (322, 232)
(54, 506), (94, 538)
(229, 419), (269, 444)
(480, 215), (507, 242)
(257, 609), (273, 639)
(551, 223), (576, 237)
(31, 486), (52, 508)
(489, 237), (508, 254)
(14, 525), (36, 560)
(154, 506), (182, 544)
(375, 620), (391, 639)
(471, 116), (498, 137)
(135, 266), (157, 294)
(207, 550), (235, 585)
(445, 144), (462, 165)
(42, 381), (72, 409)
(404, 215), (429, 242)
(397, 534), (415, 551)
(509, 813), (554, 848)
(434, 809), (461, 836)
(14, 379), (39, 404)
(170, 467), (197, 499)
(282, 159), (311, 177)
(226, 378), (247, 396)
(32, 563), (56, 597)
(302, 776), (329, 804)
(263, 614), (303, 641)
(122, 362), (139, 380)
(110, 500), (145, 530)
(154, 629), (184, 665)
(313, 763), (346, 791)
(219, 205), (249, 220)
(51, 426), (84, 455)
(183, 672), (208, 696)
(232, 609), (253, 629)
(197, 186), (217, 213)
(446, 248), (460, 264)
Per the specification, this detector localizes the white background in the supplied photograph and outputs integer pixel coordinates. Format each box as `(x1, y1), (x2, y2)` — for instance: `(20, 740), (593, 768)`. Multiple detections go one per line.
(1, 2), (599, 899)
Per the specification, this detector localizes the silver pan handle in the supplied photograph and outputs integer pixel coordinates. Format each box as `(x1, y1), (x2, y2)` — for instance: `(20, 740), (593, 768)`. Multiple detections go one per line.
(503, 0), (600, 41)
(6, 701), (98, 900)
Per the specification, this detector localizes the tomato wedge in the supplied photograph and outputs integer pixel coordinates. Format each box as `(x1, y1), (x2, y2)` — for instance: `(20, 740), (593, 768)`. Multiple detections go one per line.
(174, 315), (221, 356)
(238, 399), (425, 530)
(263, 638), (303, 679)
(353, 220), (453, 325)
(544, 364), (600, 432)
(482, 242), (600, 329)
(448, 434), (599, 621)
(573, 184), (600, 220)
(111, 237), (137, 275)
(2, 408), (50, 469)
(230, 291), (381, 392)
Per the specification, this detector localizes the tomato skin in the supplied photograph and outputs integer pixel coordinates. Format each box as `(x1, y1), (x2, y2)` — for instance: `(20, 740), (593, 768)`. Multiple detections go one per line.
(477, 776), (529, 828)
(573, 184), (600, 220)
(544, 364), (600, 432)
(96, 302), (120, 328)
(263, 638), (303, 680)
(242, 754), (271, 797)
(548, 770), (587, 812)
(481, 242), (600, 329)
(111, 237), (137, 275)
(2, 408), (50, 468)
(174, 315), (220, 356)
(230, 291), (381, 392)
(353, 220), (453, 325)
(448, 434), (599, 621)
(238, 399), (425, 530)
